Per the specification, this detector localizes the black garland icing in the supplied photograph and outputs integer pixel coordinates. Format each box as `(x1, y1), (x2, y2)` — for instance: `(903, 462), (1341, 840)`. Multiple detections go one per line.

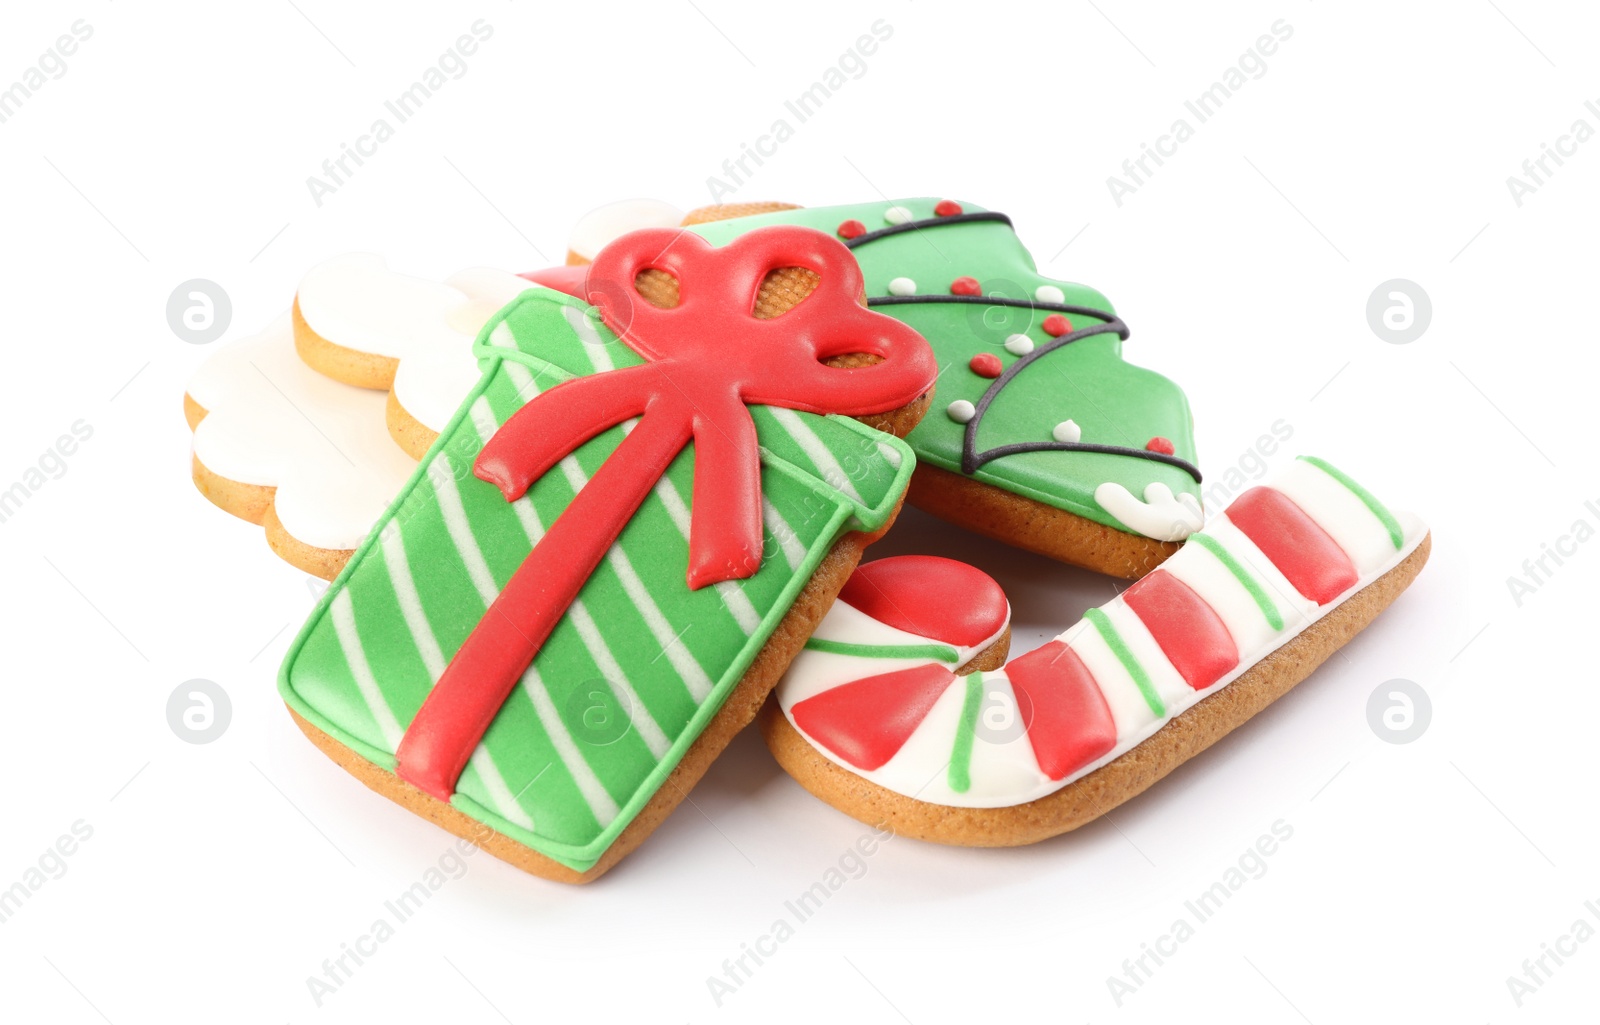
(847, 207), (1202, 485)
(960, 317), (1199, 482)
(866, 294), (1117, 320)
(974, 440), (1205, 479)
(865, 296), (1200, 482)
(842, 211), (1014, 249)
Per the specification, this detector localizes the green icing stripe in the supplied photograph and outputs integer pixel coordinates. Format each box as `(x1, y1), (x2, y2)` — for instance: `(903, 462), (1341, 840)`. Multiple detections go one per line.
(1084, 607), (1165, 718)
(947, 673), (984, 794)
(416, 385), (671, 815)
(468, 376), (697, 802)
(292, 604), (391, 764)
(1189, 533), (1285, 631)
(279, 286), (920, 872)
(1299, 455), (1404, 549)
(750, 406), (903, 521)
(803, 637), (960, 664)
(482, 370), (749, 684)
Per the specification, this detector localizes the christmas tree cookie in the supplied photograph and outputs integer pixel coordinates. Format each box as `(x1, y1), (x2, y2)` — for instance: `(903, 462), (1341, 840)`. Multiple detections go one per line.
(762, 456), (1429, 845)
(278, 225), (937, 881)
(686, 199), (1202, 579)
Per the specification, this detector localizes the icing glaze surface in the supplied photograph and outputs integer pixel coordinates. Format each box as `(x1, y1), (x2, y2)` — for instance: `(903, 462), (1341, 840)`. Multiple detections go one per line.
(775, 457), (1426, 808)
(686, 199), (1203, 541)
(567, 199), (686, 262)
(297, 254), (530, 364)
(188, 314), (417, 550)
(280, 228), (930, 871)
(296, 255), (536, 434)
(393, 225), (936, 801)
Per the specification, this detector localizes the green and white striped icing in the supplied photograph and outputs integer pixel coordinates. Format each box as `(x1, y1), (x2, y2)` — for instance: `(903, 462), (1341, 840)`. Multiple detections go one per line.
(279, 285), (916, 872)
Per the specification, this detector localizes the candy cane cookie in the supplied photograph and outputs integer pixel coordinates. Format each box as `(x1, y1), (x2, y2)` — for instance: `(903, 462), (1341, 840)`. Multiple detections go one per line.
(279, 226), (940, 882)
(761, 456), (1429, 845)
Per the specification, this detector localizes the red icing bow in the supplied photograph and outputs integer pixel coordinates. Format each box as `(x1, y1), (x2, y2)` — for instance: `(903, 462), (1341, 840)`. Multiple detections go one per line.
(489, 226), (934, 587)
(395, 225), (935, 802)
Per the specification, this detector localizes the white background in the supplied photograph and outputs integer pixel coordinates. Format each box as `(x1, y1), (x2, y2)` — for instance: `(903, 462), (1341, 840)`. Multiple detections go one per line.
(1, 1), (1595, 1021)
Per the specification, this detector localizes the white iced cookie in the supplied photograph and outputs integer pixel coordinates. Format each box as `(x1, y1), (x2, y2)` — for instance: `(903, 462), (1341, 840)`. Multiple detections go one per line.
(186, 314), (418, 579)
(565, 199), (686, 264)
(292, 254), (536, 456)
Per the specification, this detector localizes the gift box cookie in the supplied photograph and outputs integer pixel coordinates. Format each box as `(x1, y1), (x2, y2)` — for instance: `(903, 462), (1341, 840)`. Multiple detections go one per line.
(278, 226), (936, 881)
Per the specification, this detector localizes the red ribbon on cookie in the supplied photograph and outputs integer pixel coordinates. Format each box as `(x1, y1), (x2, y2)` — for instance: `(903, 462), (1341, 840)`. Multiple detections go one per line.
(396, 225), (935, 802)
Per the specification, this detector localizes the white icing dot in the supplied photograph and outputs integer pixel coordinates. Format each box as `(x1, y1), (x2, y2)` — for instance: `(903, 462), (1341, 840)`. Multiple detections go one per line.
(888, 277), (917, 296)
(947, 399), (976, 424)
(1004, 334), (1034, 356)
(1035, 284), (1065, 305)
(1053, 419), (1082, 444)
(884, 206), (913, 225)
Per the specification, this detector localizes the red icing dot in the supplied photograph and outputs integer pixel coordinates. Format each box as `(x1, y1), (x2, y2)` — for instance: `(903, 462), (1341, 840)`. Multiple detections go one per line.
(934, 199), (963, 217)
(950, 276), (981, 296)
(837, 219), (866, 240)
(1042, 314), (1072, 337)
(969, 353), (1003, 378)
(1146, 436), (1176, 456)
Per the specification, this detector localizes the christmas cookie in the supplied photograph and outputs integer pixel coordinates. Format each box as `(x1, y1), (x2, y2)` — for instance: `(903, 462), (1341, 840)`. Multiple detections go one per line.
(562, 198), (686, 265)
(761, 456), (1429, 845)
(686, 199), (1203, 579)
(185, 314), (418, 579)
(279, 225), (938, 882)
(290, 254), (535, 458)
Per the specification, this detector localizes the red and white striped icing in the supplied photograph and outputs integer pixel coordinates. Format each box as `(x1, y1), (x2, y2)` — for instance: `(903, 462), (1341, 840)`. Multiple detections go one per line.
(774, 456), (1427, 808)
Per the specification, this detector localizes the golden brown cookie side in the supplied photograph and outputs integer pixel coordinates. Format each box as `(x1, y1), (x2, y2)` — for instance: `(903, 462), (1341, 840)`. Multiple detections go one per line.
(761, 535), (1431, 846)
(289, 527), (885, 883)
(962, 626), (1012, 675)
(292, 297), (398, 391)
(907, 464), (1183, 580)
(189, 420), (354, 580)
(385, 388), (438, 461)
(183, 393), (207, 432)
(681, 201), (803, 225)
(191, 451), (274, 527)
(263, 505), (351, 581)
